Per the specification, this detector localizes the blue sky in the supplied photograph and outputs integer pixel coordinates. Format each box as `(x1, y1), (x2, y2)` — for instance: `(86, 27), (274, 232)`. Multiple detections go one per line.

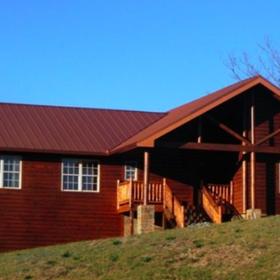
(0, 1), (279, 111)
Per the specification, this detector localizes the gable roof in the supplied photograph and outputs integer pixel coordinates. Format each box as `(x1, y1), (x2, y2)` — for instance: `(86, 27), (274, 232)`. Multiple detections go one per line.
(0, 103), (165, 155)
(1, 75), (279, 156)
(111, 75), (280, 153)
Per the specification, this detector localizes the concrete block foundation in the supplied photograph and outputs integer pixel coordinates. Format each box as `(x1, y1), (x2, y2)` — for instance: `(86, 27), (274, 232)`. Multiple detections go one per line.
(136, 205), (155, 234)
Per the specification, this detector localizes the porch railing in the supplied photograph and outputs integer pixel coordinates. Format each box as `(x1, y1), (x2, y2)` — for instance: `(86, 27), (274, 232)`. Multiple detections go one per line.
(117, 179), (185, 228)
(117, 180), (164, 209)
(206, 182), (233, 204)
(117, 181), (132, 207)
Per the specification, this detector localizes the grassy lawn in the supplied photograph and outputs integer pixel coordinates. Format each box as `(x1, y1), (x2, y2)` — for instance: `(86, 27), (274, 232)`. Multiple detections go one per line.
(1, 216), (280, 279)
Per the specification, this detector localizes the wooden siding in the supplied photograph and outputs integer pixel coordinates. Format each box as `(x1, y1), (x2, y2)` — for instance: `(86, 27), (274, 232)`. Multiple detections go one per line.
(255, 159), (267, 212)
(0, 154), (123, 252)
(253, 89), (280, 214)
(0, 150), (196, 252)
(243, 88), (280, 214)
(272, 100), (280, 214)
(275, 161), (280, 214)
(232, 160), (243, 214)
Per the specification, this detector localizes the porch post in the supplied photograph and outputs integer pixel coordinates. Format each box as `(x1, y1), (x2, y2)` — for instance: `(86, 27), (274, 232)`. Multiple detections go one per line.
(136, 150), (154, 234)
(250, 93), (256, 210)
(143, 151), (149, 206)
(198, 117), (202, 143)
(242, 96), (247, 214)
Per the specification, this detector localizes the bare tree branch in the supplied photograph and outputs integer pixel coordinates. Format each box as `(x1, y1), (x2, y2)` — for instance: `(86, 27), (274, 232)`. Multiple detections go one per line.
(225, 38), (280, 86)
(225, 54), (242, 81)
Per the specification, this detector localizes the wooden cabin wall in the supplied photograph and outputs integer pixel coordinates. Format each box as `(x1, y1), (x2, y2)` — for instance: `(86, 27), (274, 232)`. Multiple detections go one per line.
(232, 159), (243, 214)
(249, 154), (279, 215)
(0, 150), (197, 252)
(255, 158), (267, 213)
(273, 102), (280, 214)
(0, 154), (123, 252)
(275, 160), (280, 214)
(247, 87), (280, 214)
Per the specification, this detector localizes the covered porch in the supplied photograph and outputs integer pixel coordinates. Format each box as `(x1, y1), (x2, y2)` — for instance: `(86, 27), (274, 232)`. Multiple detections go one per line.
(116, 147), (241, 234)
(113, 79), (280, 234)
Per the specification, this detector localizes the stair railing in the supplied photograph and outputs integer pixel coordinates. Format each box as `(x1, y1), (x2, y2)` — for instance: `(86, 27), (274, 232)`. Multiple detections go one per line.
(201, 186), (223, 224)
(207, 182), (233, 204)
(163, 178), (185, 228)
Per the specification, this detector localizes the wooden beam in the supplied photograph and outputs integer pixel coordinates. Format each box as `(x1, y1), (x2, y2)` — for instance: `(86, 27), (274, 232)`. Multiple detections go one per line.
(256, 128), (280, 145)
(250, 93), (256, 210)
(206, 115), (251, 145)
(230, 181), (234, 204)
(181, 142), (245, 152)
(143, 151), (149, 206)
(242, 95), (247, 214)
(179, 142), (280, 154)
(130, 210), (134, 235)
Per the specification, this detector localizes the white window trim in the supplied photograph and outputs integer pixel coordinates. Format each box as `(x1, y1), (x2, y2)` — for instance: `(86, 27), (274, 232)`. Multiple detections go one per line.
(0, 156), (22, 190)
(124, 161), (138, 181)
(61, 158), (100, 193)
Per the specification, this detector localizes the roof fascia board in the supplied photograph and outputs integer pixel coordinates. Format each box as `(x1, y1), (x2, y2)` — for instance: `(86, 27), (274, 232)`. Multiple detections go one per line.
(0, 147), (108, 157)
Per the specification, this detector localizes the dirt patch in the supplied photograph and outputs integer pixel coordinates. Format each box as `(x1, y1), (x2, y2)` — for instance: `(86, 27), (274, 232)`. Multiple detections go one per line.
(191, 244), (262, 269)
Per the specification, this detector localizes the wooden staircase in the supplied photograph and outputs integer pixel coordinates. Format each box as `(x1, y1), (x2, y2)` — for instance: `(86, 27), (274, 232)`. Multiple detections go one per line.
(163, 182), (185, 228)
(117, 179), (238, 230)
(201, 183), (239, 223)
(164, 202), (211, 228)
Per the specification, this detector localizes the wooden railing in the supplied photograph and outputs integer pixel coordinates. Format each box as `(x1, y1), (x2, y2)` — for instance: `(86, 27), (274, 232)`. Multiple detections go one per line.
(117, 180), (132, 209)
(132, 181), (144, 202)
(117, 179), (185, 228)
(163, 181), (185, 228)
(148, 182), (164, 203)
(201, 186), (222, 224)
(207, 182), (233, 204)
(117, 180), (164, 209)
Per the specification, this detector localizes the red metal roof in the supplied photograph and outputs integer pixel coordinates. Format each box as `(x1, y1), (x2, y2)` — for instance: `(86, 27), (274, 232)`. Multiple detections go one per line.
(1, 75), (279, 156)
(0, 103), (166, 155)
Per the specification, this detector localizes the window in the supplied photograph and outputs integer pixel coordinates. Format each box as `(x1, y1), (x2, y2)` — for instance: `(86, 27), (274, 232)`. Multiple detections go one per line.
(124, 161), (137, 181)
(0, 156), (21, 189)
(62, 159), (100, 192)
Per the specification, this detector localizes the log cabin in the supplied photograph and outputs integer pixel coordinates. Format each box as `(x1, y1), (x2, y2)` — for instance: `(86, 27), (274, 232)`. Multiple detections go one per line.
(0, 75), (280, 252)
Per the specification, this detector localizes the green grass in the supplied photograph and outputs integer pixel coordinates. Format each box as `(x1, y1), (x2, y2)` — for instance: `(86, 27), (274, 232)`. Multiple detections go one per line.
(1, 216), (280, 279)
